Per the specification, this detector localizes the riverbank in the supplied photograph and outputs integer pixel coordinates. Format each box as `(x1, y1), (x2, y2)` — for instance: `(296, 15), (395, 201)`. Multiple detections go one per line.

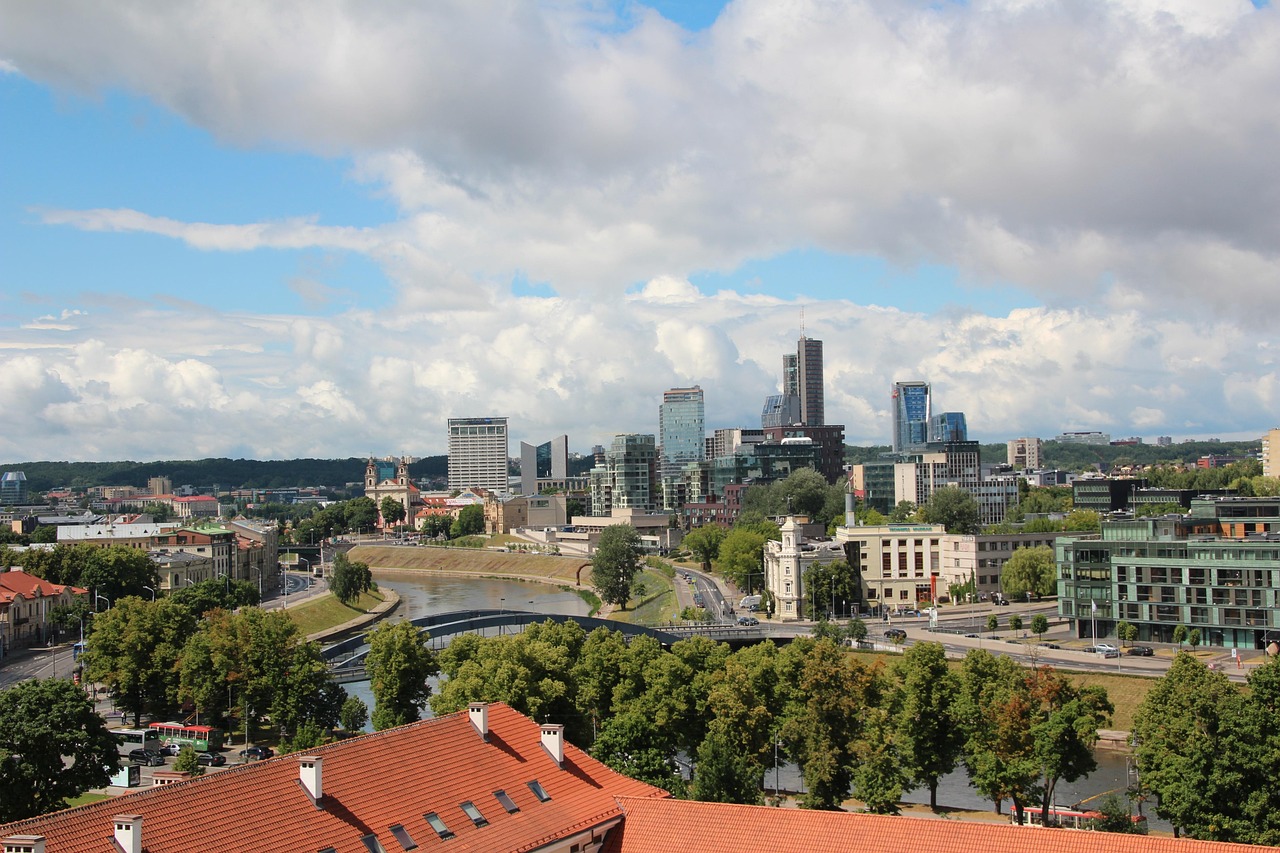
(350, 544), (588, 586)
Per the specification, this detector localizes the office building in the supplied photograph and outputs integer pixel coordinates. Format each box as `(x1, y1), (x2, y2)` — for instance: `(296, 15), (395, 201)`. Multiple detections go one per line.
(447, 417), (510, 492)
(519, 435), (568, 496)
(891, 381), (930, 453)
(796, 335), (824, 426)
(761, 424), (846, 483)
(760, 393), (801, 428)
(1263, 428), (1280, 478)
(658, 386), (705, 478)
(1055, 431), (1111, 445)
(928, 412), (968, 444)
(1056, 496), (1280, 648)
(1007, 437), (1042, 470)
(589, 434), (657, 515)
(0, 471), (27, 506)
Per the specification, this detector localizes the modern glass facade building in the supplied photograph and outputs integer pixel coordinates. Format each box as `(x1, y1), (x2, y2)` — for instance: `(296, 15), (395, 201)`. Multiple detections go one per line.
(927, 412), (968, 444)
(797, 336), (824, 427)
(761, 393), (801, 428)
(0, 471), (27, 506)
(447, 417), (510, 492)
(590, 434), (657, 515)
(1057, 497), (1280, 648)
(659, 387), (705, 479)
(519, 435), (568, 496)
(891, 381), (931, 453)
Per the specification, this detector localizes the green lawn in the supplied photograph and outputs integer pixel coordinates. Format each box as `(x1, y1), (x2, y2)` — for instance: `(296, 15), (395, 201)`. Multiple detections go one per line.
(65, 792), (111, 807)
(609, 568), (677, 627)
(285, 588), (386, 636)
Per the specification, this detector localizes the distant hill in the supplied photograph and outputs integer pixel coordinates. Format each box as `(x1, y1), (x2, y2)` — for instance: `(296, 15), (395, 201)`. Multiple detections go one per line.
(2, 456), (449, 493)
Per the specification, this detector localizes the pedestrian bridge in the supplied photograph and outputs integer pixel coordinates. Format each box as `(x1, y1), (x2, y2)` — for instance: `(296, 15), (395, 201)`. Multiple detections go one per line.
(322, 609), (769, 682)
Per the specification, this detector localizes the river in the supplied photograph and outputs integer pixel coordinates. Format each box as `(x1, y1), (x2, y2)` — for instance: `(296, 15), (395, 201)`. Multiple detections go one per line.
(345, 568), (1163, 827)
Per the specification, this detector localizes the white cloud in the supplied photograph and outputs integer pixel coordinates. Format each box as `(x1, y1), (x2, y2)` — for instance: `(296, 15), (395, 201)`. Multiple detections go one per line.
(1, 1), (1278, 460)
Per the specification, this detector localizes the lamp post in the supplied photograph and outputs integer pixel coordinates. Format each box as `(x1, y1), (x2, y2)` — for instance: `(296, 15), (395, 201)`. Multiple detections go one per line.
(94, 593), (111, 612)
(142, 585), (156, 602)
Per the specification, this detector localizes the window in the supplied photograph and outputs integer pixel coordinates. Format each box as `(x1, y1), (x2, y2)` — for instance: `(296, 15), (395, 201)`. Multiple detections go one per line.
(424, 813), (454, 840)
(360, 835), (386, 853)
(493, 790), (519, 814)
(527, 780), (551, 802)
(388, 825), (417, 850)
(460, 801), (488, 827)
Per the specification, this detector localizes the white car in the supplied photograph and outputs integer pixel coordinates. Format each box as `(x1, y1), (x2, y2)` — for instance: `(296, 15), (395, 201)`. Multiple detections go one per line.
(1094, 643), (1118, 653)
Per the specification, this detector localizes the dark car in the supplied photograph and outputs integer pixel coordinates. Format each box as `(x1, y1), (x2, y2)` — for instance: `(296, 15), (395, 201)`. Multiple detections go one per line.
(737, 615), (759, 626)
(129, 748), (164, 766)
(884, 628), (907, 641)
(1127, 645), (1154, 656)
(196, 752), (227, 767)
(239, 745), (274, 761)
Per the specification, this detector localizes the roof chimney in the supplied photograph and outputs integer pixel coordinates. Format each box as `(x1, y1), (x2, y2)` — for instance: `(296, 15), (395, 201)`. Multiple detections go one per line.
(299, 755), (323, 804)
(112, 815), (142, 853)
(2, 835), (46, 853)
(540, 723), (564, 766)
(468, 702), (489, 739)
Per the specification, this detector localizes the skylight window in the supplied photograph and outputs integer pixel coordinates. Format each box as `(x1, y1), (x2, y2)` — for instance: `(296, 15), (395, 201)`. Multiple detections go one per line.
(493, 790), (520, 814)
(460, 801), (488, 827)
(389, 824), (418, 850)
(527, 780), (551, 802)
(359, 835), (385, 853)
(424, 813), (454, 840)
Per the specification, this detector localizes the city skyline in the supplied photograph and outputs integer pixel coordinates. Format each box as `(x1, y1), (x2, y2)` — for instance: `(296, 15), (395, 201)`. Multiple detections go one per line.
(2, 1), (1279, 462)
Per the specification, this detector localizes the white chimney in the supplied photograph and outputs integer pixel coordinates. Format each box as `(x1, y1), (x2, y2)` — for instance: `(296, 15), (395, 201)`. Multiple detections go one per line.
(468, 702), (489, 739)
(540, 723), (564, 766)
(299, 755), (323, 802)
(2, 835), (46, 853)
(113, 815), (142, 853)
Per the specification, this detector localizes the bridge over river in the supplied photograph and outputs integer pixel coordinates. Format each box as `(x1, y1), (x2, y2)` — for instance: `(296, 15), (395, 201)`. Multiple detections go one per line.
(322, 609), (770, 683)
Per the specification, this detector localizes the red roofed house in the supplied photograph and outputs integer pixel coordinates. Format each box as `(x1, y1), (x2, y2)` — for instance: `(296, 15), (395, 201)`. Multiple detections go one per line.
(5, 702), (1280, 853)
(0, 569), (87, 654)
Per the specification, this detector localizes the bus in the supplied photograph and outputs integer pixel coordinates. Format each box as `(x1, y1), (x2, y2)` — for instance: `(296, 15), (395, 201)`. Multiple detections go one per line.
(113, 728), (162, 757)
(148, 722), (225, 753)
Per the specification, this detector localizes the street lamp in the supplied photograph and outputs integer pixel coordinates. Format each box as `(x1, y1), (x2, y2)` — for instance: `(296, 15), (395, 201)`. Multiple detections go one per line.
(94, 593), (111, 612)
(142, 585), (156, 602)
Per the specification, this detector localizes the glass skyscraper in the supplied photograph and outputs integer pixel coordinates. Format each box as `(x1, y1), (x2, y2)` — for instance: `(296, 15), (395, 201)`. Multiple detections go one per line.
(659, 386), (706, 478)
(891, 381), (931, 453)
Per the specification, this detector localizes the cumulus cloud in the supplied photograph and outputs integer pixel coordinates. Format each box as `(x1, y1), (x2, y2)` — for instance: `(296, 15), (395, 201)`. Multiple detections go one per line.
(1, 0), (1278, 460)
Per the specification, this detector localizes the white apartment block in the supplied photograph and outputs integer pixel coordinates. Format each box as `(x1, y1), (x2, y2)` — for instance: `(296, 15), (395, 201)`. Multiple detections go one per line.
(447, 417), (510, 492)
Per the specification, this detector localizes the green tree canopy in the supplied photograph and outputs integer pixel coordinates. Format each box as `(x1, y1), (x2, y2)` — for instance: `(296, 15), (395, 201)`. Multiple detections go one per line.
(591, 525), (644, 608)
(895, 642), (964, 809)
(330, 552), (373, 605)
(366, 620), (439, 731)
(83, 596), (197, 724)
(1000, 545), (1057, 599)
(918, 486), (980, 534)
(716, 527), (770, 592)
(0, 678), (121, 821)
(690, 721), (763, 804)
(450, 503), (485, 538)
(380, 496), (407, 528)
(682, 525), (727, 572)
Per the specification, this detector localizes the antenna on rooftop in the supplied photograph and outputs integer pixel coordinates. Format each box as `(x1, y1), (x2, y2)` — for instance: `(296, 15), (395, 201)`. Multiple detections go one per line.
(800, 305), (805, 337)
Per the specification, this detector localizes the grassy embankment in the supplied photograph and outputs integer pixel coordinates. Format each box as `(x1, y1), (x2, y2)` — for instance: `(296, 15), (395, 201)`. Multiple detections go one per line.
(609, 559), (679, 626)
(283, 588), (386, 637)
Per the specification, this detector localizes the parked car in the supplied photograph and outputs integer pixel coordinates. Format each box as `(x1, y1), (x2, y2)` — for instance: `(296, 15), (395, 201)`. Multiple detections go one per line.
(129, 748), (165, 766)
(883, 628), (907, 641)
(737, 615), (760, 626)
(196, 752), (227, 767)
(157, 743), (182, 756)
(1094, 643), (1119, 653)
(239, 745), (274, 761)
(1086, 644), (1120, 658)
(1127, 645), (1154, 656)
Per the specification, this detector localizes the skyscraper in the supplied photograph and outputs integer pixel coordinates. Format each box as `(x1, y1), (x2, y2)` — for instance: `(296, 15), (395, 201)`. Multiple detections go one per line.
(797, 336), (824, 426)
(519, 434), (568, 495)
(447, 417), (510, 492)
(590, 434), (657, 515)
(928, 412), (968, 444)
(659, 386), (705, 478)
(891, 381), (931, 454)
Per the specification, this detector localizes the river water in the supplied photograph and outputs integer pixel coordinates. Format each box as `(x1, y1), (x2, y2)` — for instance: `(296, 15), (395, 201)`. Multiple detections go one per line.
(346, 569), (1163, 827)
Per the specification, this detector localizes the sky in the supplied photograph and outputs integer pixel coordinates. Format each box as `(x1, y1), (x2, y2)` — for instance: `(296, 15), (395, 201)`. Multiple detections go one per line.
(2, 0), (1279, 463)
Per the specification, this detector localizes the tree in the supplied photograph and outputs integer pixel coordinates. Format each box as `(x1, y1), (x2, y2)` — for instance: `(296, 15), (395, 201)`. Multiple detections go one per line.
(1116, 620), (1138, 646)
(82, 596), (197, 724)
(330, 552), (373, 605)
(1031, 614), (1049, 641)
(690, 721), (763, 804)
(1173, 624), (1189, 647)
(591, 525), (643, 609)
(956, 650), (1040, 818)
(592, 706), (684, 793)
(450, 504), (485, 538)
(380, 496), (406, 529)
(365, 620), (439, 731)
(918, 487), (980, 534)
(345, 496), (379, 533)
(1000, 546), (1056, 600)
(986, 614), (999, 635)
(888, 501), (916, 523)
(173, 745), (204, 776)
(895, 642), (963, 809)
(0, 678), (120, 821)
(1009, 614), (1023, 634)
(339, 696), (369, 733)
(1188, 628), (1201, 648)
(845, 617), (868, 644)
(1062, 510), (1101, 532)
(717, 526), (771, 591)
(682, 525), (727, 573)
(1027, 667), (1113, 825)
(170, 577), (259, 617)
(1094, 794), (1142, 834)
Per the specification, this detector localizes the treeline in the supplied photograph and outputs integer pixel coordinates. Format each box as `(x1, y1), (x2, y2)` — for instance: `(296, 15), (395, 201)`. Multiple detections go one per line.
(431, 625), (1115, 822)
(4, 456), (449, 493)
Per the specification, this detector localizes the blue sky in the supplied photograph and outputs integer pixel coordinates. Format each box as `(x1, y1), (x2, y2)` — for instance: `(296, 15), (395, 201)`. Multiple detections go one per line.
(1, 1), (1277, 461)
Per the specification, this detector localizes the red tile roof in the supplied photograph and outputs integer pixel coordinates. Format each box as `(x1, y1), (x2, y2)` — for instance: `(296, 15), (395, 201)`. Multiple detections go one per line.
(0, 703), (666, 853)
(0, 570), (84, 599)
(603, 797), (1280, 853)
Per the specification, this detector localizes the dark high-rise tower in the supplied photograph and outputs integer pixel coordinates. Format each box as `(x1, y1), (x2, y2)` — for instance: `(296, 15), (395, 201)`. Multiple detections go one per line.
(796, 336), (824, 426)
